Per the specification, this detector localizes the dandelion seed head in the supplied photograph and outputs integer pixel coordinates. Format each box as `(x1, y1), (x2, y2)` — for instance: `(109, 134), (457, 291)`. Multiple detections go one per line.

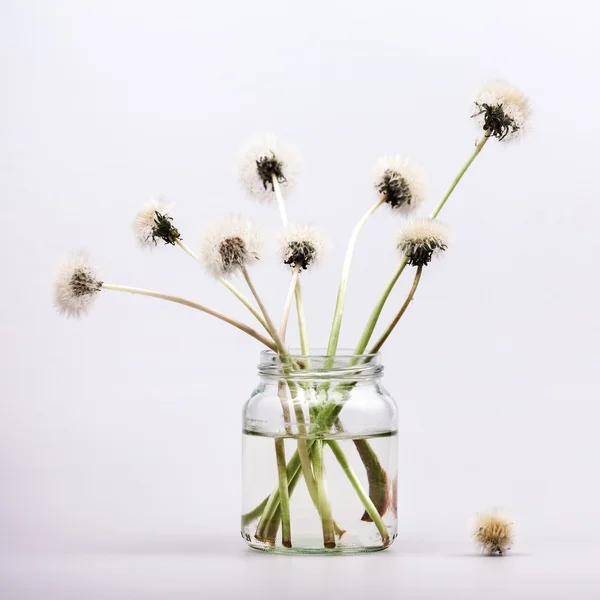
(133, 201), (180, 248)
(397, 218), (448, 267)
(199, 214), (264, 278)
(54, 253), (102, 318)
(237, 134), (301, 204)
(473, 511), (514, 555)
(278, 224), (330, 271)
(372, 155), (427, 214)
(473, 80), (531, 141)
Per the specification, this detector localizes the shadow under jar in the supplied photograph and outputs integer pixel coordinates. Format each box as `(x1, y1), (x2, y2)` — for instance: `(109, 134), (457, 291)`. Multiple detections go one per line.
(241, 350), (398, 555)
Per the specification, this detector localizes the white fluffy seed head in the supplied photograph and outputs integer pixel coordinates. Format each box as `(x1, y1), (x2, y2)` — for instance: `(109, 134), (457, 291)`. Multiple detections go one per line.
(133, 201), (180, 248)
(199, 214), (264, 279)
(473, 511), (514, 555)
(237, 134), (301, 204)
(397, 218), (448, 267)
(278, 223), (331, 271)
(372, 155), (427, 215)
(54, 253), (102, 318)
(473, 80), (531, 141)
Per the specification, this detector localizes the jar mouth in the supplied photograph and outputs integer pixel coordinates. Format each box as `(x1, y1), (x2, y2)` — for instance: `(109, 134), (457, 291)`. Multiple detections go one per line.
(259, 349), (382, 380)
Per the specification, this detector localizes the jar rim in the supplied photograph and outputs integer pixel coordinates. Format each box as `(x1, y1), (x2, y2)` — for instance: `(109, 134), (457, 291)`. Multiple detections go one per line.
(258, 349), (382, 380)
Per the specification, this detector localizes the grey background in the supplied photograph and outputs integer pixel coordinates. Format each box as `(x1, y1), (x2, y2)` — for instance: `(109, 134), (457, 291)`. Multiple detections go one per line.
(1, 0), (599, 597)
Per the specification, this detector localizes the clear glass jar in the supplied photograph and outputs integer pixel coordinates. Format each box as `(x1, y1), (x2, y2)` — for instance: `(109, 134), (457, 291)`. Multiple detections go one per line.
(241, 350), (398, 554)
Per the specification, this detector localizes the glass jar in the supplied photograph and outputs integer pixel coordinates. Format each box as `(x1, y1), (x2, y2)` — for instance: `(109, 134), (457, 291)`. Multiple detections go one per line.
(241, 350), (398, 554)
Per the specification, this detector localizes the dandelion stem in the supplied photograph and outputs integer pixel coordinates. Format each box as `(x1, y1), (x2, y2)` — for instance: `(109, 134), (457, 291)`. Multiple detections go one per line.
(253, 442), (309, 537)
(100, 283), (277, 351)
(326, 198), (385, 357)
(274, 437), (292, 547)
(429, 134), (489, 219)
(277, 381), (293, 435)
(175, 239), (270, 335)
(237, 190), (336, 546)
(175, 239), (199, 262)
(294, 277), (311, 361)
(369, 266), (423, 354)
(297, 279), (336, 544)
(279, 267), (300, 342)
(326, 440), (390, 545)
(242, 263), (332, 545)
(220, 278), (270, 334)
(353, 136), (490, 355)
(240, 266), (326, 539)
(272, 175), (288, 227)
(240, 266), (286, 354)
(312, 440), (336, 548)
(353, 258), (407, 356)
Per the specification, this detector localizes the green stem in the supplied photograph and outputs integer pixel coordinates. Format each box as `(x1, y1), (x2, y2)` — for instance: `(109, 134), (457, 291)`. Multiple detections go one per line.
(352, 258), (408, 356)
(326, 440), (390, 545)
(274, 438), (292, 547)
(312, 440), (336, 548)
(369, 266), (423, 354)
(429, 134), (489, 219)
(255, 392), (317, 541)
(326, 199), (385, 357)
(242, 497), (269, 528)
(251, 444), (308, 533)
(289, 388), (323, 523)
(261, 454), (304, 543)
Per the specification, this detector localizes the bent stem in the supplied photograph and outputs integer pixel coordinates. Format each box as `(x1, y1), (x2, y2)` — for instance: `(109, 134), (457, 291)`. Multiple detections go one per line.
(326, 440), (390, 545)
(326, 198), (385, 357)
(274, 438), (292, 547)
(369, 266), (423, 354)
(353, 135), (489, 355)
(100, 284), (277, 351)
(175, 239), (270, 335)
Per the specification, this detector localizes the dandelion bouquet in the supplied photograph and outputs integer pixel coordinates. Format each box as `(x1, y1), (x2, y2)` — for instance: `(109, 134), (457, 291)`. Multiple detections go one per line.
(55, 81), (530, 554)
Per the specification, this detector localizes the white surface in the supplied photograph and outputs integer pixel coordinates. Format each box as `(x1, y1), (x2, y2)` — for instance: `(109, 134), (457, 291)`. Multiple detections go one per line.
(2, 541), (600, 599)
(2, 0), (600, 597)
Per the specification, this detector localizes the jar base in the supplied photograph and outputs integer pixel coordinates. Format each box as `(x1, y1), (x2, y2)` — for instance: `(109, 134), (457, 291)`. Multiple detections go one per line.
(244, 533), (396, 555)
